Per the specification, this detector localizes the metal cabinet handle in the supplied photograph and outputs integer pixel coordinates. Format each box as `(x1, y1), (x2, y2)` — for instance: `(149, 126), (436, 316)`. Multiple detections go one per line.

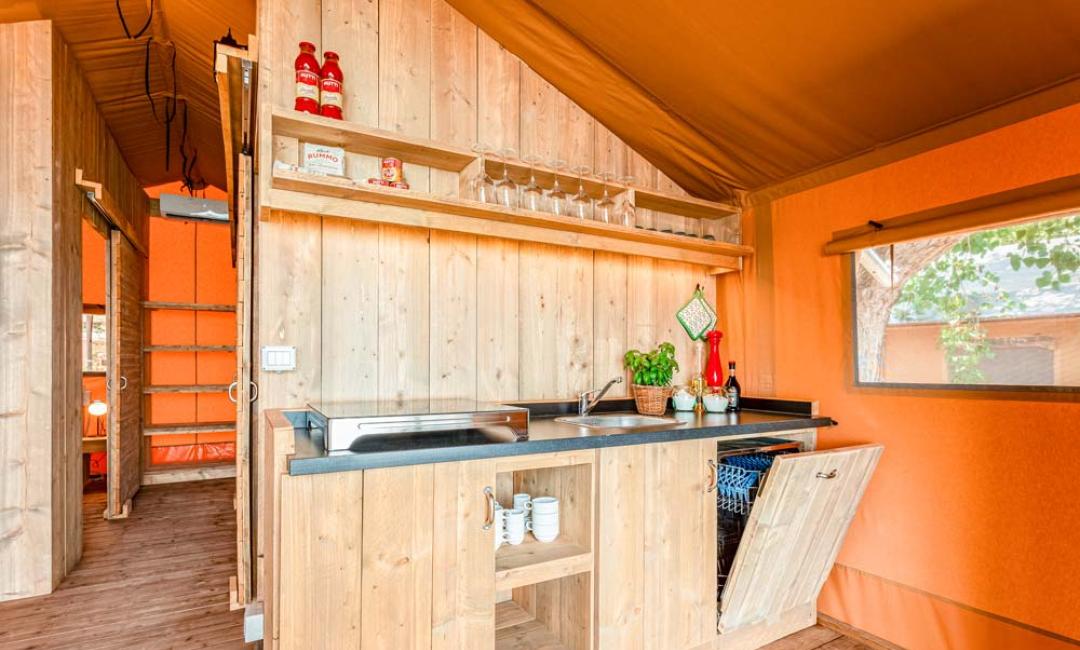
(118, 376), (128, 391)
(482, 486), (496, 530)
(249, 380), (259, 403)
(816, 469), (838, 479)
(227, 381), (239, 403)
(705, 459), (718, 493)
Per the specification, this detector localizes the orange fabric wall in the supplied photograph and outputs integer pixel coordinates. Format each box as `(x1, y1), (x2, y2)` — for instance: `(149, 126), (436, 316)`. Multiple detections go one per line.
(721, 105), (1080, 648)
(82, 222), (107, 474)
(144, 183), (237, 464)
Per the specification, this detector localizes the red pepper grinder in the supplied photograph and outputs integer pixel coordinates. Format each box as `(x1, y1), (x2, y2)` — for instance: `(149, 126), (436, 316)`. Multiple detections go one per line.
(704, 329), (725, 388)
(319, 51), (344, 120)
(294, 42), (321, 114)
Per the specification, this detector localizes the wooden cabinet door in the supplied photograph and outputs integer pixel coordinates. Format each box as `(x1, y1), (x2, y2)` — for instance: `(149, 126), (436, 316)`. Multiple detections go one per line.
(106, 230), (142, 518)
(277, 460), (497, 650)
(717, 444), (883, 645)
(233, 153), (254, 605)
(430, 458), (498, 650)
(596, 440), (717, 650)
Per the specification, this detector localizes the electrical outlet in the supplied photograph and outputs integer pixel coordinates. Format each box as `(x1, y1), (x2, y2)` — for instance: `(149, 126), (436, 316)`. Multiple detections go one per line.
(261, 346), (296, 372)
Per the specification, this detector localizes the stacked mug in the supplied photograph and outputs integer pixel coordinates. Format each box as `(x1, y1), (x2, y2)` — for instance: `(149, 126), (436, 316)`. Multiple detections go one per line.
(526, 496), (560, 543)
(495, 493), (561, 548)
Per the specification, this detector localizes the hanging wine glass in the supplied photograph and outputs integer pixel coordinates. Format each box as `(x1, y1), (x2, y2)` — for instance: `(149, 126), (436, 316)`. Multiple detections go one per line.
(521, 154), (545, 212)
(618, 174), (637, 228)
(494, 147), (519, 208)
(570, 165), (593, 220)
(594, 172), (616, 224)
(470, 143), (497, 204)
(547, 159), (569, 217)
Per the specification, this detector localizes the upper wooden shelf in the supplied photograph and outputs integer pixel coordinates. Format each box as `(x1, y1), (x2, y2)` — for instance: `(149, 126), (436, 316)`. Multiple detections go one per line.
(272, 107), (476, 170)
(267, 168), (750, 270)
(271, 106), (741, 221)
(480, 159), (739, 221)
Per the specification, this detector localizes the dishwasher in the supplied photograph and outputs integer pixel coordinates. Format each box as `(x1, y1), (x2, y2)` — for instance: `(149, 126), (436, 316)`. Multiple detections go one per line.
(714, 437), (802, 602)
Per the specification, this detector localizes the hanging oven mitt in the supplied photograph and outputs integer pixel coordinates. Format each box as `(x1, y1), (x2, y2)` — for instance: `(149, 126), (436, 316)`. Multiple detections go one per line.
(676, 284), (717, 341)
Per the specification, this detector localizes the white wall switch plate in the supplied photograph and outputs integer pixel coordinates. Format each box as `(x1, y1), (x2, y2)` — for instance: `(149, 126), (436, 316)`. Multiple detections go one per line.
(261, 346), (296, 372)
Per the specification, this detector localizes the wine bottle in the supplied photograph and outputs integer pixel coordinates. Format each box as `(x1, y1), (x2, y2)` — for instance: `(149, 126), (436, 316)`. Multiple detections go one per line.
(724, 361), (741, 411)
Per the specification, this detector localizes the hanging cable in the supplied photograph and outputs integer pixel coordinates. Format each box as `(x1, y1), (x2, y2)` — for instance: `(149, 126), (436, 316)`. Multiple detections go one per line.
(116, 0), (154, 39)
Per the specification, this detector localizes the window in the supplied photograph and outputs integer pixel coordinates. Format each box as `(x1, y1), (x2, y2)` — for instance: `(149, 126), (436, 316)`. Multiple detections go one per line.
(82, 313), (107, 373)
(853, 212), (1079, 389)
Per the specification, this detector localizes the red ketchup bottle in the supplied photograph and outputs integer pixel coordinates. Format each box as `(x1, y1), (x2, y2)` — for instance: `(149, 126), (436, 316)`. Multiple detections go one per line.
(319, 51), (344, 120)
(294, 41), (321, 114)
(705, 329), (725, 388)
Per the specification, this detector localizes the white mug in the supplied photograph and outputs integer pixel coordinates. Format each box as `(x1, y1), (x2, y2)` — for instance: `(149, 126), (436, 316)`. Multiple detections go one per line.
(503, 508), (527, 545)
(512, 493), (532, 512)
(531, 496), (559, 514)
(493, 506), (506, 550)
(527, 517), (560, 543)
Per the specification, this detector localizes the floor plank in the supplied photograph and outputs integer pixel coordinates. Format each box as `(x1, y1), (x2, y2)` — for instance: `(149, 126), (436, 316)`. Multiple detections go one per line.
(0, 480), (244, 649)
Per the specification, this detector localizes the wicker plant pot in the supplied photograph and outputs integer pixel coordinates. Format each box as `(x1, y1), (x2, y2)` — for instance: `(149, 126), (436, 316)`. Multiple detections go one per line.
(631, 384), (673, 416)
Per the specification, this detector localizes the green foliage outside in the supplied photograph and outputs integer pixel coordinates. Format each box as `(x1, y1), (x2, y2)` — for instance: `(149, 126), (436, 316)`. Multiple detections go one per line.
(624, 342), (679, 387)
(891, 215), (1080, 383)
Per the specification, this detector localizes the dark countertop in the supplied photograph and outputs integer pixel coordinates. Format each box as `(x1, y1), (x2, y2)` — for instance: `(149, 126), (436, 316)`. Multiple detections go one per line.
(285, 397), (833, 475)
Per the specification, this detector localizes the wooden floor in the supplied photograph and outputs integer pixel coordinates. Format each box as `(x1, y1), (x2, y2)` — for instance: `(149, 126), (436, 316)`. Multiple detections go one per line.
(0, 479), (879, 650)
(761, 625), (878, 650)
(0, 479), (244, 650)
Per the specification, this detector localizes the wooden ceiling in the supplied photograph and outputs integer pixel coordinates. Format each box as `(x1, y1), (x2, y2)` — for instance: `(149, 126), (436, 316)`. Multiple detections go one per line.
(1, 0), (255, 190)
(450, 0), (1080, 201)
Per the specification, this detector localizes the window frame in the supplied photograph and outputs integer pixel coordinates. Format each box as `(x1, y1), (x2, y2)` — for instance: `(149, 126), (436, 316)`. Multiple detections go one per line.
(848, 253), (1080, 395)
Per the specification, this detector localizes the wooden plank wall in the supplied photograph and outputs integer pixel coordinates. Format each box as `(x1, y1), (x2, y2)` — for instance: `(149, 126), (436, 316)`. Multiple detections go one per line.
(255, 1), (714, 420)
(0, 20), (149, 603)
(0, 20), (56, 602)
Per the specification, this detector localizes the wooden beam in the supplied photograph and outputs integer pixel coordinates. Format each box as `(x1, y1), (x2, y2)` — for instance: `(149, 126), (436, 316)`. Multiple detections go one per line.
(75, 168), (148, 256)
(824, 172), (1080, 255)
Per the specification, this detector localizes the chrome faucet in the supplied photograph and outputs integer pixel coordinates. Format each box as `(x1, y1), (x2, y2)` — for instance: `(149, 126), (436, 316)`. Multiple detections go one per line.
(578, 376), (624, 416)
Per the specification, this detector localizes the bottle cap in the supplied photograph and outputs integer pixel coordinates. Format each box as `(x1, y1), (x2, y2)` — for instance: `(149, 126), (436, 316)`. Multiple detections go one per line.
(299, 41), (316, 51)
(324, 51), (339, 60)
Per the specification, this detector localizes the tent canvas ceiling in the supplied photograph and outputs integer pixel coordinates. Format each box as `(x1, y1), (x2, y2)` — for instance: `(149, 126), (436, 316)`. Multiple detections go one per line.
(3, 0), (1080, 200)
(449, 0), (1080, 200)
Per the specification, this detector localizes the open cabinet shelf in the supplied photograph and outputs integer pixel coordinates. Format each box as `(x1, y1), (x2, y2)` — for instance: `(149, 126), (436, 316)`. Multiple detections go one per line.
(495, 538), (592, 591)
(268, 168), (748, 269)
(495, 600), (570, 650)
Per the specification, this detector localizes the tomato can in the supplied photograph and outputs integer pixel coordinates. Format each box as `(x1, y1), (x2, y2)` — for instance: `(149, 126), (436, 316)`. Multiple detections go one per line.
(381, 157), (404, 183)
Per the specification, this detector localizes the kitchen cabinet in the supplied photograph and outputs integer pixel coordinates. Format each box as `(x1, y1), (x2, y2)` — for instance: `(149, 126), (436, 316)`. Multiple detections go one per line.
(595, 432), (882, 650)
(263, 411), (597, 650)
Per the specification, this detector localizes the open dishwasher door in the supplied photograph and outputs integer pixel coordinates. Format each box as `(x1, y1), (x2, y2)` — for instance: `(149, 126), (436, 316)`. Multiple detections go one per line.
(717, 444), (883, 646)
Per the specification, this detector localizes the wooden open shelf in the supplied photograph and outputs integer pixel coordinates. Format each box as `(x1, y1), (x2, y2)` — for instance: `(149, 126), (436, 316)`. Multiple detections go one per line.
(142, 461), (236, 486)
(268, 168), (748, 269)
(495, 538), (592, 591)
(480, 158), (739, 220)
(143, 301), (235, 312)
(144, 421), (237, 436)
(495, 601), (569, 650)
(273, 107), (475, 170)
(144, 344), (237, 352)
(143, 384), (230, 394)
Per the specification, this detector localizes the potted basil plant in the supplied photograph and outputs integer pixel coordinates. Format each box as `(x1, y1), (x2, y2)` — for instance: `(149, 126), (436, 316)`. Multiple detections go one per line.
(623, 342), (679, 416)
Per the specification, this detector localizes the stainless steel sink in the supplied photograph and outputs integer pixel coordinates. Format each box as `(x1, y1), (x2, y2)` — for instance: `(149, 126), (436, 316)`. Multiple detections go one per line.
(554, 414), (683, 430)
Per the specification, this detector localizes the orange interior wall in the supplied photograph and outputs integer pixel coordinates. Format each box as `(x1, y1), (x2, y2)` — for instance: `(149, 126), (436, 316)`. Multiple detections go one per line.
(144, 183), (236, 464)
(82, 222), (107, 476)
(720, 105), (1080, 648)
